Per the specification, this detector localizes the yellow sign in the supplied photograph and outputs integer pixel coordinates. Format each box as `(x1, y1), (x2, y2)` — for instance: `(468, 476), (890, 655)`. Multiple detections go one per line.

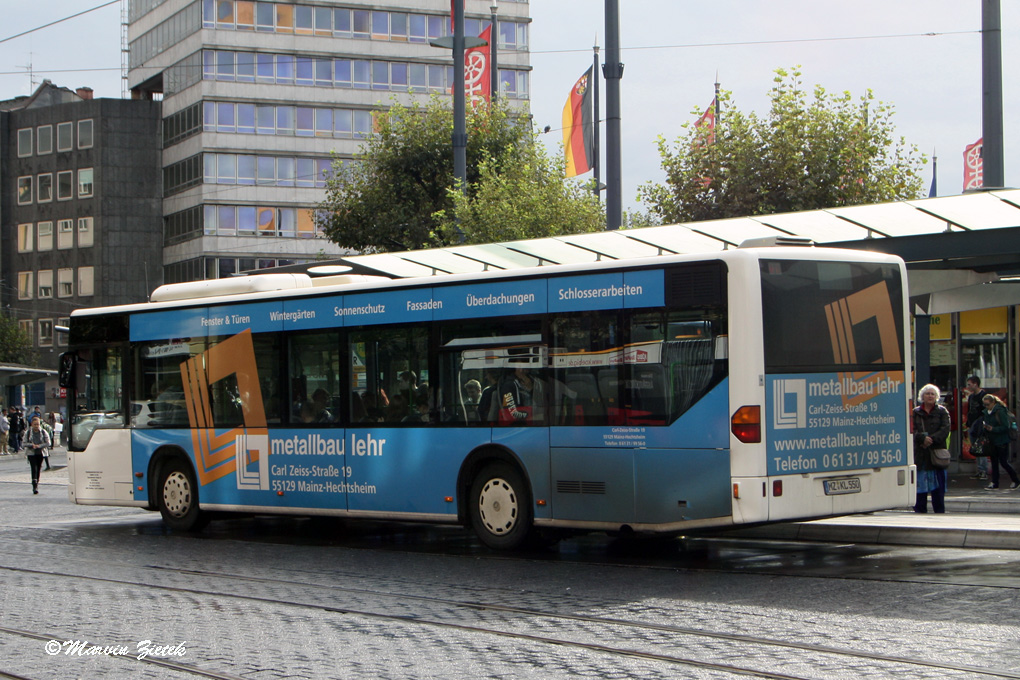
(960, 307), (1007, 334)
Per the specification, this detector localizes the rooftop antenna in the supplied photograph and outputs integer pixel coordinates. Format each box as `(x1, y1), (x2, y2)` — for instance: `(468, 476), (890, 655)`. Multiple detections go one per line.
(18, 54), (37, 92)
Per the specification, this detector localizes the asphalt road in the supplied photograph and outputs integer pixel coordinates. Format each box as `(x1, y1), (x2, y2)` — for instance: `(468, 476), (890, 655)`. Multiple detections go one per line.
(1, 453), (1019, 679)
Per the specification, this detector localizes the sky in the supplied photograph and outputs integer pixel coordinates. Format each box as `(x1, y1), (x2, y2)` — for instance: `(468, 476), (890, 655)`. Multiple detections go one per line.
(2, 0), (1017, 216)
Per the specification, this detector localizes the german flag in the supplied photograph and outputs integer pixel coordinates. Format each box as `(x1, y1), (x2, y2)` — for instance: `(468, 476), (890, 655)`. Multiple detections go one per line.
(562, 67), (594, 177)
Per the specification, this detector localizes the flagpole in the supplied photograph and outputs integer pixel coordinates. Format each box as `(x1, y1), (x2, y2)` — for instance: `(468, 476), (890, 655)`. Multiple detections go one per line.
(593, 41), (601, 198)
(453, 0), (467, 194)
(714, 73), (720, 125)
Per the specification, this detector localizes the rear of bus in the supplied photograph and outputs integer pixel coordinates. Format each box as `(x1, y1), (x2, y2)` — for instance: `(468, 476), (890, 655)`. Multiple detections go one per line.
(730, 249), (915, 524)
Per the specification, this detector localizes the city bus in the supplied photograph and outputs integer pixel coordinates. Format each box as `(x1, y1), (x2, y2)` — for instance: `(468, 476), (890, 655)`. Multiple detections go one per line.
(60, 243), (915, 549)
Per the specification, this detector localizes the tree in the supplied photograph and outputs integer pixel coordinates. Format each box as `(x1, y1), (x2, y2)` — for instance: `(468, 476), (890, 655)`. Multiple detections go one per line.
(316, 96), (603, 252)
(432, 141), (604, 245)
(638, 68), (926, 224)
(0, 314), (34, 365)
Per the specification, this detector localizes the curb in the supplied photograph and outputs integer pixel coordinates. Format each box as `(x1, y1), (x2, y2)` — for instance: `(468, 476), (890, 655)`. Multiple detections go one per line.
(723, 514), (1020, 551)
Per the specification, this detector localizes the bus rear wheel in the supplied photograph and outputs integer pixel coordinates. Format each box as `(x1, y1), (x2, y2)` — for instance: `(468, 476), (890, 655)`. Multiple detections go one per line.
(157, 459), (208, 532)
(469, 462), (532, 550)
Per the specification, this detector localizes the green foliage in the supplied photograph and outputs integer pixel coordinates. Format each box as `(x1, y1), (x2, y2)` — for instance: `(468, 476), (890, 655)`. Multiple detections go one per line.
(432, 142), (605, 244)
(316, 96), (602, 252)
(0, 314), (34, 365)
(639, 67), (926, 224)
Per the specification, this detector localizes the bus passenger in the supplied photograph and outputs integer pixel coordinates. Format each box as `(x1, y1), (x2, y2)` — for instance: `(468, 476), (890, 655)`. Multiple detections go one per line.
(478, 369), (499, 422)
(498, 366), (545, 425)
(300, 388), (332, 423)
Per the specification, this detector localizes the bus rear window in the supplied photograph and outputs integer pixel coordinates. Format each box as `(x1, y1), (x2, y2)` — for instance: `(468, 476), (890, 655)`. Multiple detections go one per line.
(760, 259), (903, 373)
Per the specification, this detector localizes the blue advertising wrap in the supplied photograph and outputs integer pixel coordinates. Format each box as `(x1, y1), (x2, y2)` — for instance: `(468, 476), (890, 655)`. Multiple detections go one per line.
(130, 271), (666, 341)
(765, 371), (908, 476)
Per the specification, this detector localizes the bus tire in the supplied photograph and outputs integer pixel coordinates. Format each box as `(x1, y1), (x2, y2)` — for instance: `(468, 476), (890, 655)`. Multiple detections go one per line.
(157, 459), (208, 532)
(469, 462), (532, 550)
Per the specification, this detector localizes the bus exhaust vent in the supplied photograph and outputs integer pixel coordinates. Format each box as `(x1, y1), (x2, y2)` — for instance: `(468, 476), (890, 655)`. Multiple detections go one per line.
(556, 480), (607, 495)
(738, 235), (814, 249)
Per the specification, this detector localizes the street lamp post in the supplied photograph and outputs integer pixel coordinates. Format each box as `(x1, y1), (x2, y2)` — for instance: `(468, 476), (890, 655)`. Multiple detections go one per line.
(490, 1), (498, 102)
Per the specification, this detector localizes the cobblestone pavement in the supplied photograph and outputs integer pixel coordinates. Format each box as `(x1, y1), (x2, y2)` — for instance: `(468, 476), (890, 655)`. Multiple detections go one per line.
(1, 466), (1019, 679)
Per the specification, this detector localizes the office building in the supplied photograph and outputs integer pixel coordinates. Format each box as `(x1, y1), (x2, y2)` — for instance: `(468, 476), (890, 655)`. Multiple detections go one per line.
(128, 0), (533, 283)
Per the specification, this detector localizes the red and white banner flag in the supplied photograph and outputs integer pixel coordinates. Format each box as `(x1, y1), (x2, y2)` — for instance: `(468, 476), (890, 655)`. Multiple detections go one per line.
(464, 26), (492, 103)
(695, 98), (716, 145)
(963, 138), (983, 190)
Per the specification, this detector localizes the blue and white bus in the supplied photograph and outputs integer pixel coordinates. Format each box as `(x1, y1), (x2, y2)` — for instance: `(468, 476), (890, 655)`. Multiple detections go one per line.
(61, 243), (915, 549)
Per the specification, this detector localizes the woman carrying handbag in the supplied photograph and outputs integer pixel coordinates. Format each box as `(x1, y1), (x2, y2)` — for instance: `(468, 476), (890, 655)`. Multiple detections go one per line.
(912, 384), (951, 513)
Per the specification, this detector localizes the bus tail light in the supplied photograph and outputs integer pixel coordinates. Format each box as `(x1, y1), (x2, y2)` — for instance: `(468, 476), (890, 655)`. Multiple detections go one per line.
(773, 480), (783, 497)
(731, 406), (761, 443)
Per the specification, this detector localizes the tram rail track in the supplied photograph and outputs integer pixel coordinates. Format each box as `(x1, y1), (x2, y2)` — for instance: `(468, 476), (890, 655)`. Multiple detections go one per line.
(0, 557), (1016, 680)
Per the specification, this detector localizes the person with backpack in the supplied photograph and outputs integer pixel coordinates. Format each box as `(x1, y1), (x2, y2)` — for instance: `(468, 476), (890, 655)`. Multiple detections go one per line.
(980, 394), (1020, 490)
(964, 376), (990, 480)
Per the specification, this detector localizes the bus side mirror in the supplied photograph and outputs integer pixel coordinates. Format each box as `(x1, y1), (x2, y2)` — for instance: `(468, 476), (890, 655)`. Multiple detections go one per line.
(58, 352), (77, 389)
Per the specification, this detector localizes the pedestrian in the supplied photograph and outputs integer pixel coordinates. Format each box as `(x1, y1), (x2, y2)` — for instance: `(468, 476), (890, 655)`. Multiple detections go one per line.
(979, 394), (1020, 490)
(0, 408), (9, 454)
(912, 384), (951, 513)
(40, 418), (54, 470)
(9, 408), (24, 453)
(964, 376), (989, 480)
(24, 417), (51, 495)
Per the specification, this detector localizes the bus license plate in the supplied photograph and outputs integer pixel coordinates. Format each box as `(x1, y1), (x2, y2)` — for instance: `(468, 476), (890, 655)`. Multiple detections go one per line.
(824, 478), (862, 495)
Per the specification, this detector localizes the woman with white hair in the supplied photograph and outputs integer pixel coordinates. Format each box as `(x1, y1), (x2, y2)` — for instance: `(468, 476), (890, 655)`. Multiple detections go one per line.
(912, 383), (951, 513)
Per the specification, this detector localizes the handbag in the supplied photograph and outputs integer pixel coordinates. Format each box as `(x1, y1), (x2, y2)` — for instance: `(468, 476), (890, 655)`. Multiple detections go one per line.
(930, 448), (951, 469)
(970, 436), (989, 457)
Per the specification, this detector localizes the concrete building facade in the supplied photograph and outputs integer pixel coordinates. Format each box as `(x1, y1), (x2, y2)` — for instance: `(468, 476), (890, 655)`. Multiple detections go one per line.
(127, 0), (533, 283)
(0, 82), (163, 392)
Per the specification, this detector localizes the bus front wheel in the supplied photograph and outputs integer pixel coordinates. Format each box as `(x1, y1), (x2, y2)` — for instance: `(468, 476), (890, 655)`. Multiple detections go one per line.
(157, 459), (208, 532)
(469, 462), (532, 550)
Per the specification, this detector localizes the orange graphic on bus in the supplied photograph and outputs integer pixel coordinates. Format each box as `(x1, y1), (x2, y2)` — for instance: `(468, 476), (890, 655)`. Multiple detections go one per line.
(180, 329), (269, 486)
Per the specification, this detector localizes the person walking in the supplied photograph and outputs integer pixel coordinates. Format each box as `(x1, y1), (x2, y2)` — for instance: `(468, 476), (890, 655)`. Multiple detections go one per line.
(9, 408), (24, 453)
(24, 417), (51, 495)
(980, 394), (1020, 490)
(964, 376), (990, 480)
(912, 384), (951, 513)
(40, 418), (54, 470)
(0, 408), (9, 454)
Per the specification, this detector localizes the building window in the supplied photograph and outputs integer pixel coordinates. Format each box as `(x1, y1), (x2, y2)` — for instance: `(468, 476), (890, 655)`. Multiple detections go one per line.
(57, 171), (73, 200)
(38, 319), (54, 347)
(57, 122), (73, 151)
(78, 217), (95, 247)
(18, 128), (33, 157)
(78, 168), (94, 198)
(78, 267), (95, 297)
(37, 125), (53, 154)
(19, 320), (33, 340)
(17, 224), (34, 253)
(17, 272), (34, 300)
(37, 173), (53, 202)
(78, 119), (94, 149)
(38, 270), (54, 299)
(58, 219), (74, 249)
(58, 269), (74, 298)
(57, 317), (70, 346)
(38, 221), (54, 251)
(17, 176), (32, 205)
